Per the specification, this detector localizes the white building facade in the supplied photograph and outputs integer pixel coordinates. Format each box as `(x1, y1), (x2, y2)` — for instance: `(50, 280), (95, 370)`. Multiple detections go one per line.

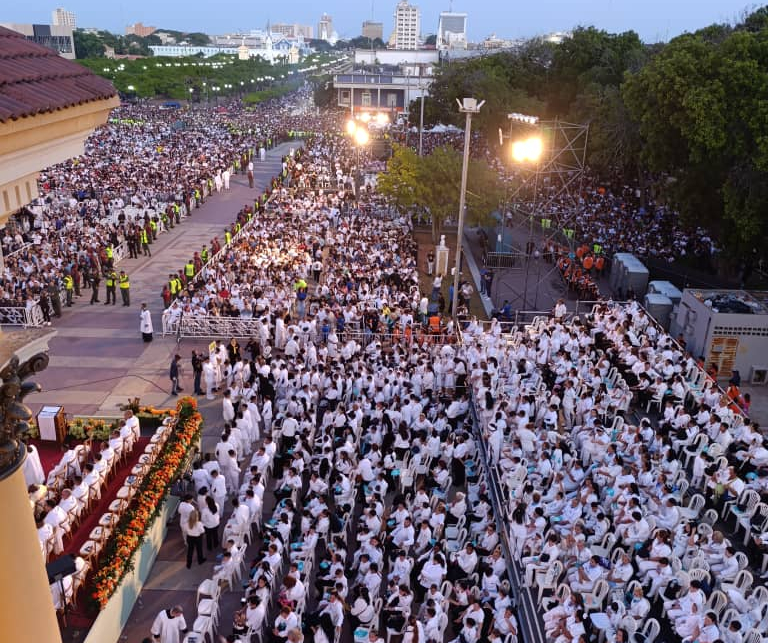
(51, 8), (76, 28)
(393, 1), (420, 50)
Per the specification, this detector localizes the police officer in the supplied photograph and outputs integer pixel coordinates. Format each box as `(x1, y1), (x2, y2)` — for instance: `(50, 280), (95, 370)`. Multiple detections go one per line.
(89, 268), (100, 304)
(169, 273), (179, 299)
(184, 260), (195, 282)
(64, 272), (74, 307)
(141, 227), (151, 257)
(105, 269), (117, 305)
(105, 244), (114, 269)
(119, 270), (130, 306)
(224, 228), (232, 246)
(48, 280), (62, 317)
(201, 245), (209, 264)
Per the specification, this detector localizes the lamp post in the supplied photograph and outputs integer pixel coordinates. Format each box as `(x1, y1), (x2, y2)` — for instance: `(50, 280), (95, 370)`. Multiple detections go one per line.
(451, 97), (485, 320)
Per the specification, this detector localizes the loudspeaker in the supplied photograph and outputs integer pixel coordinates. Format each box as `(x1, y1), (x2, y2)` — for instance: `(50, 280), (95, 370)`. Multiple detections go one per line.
(46, 554), (76, 583)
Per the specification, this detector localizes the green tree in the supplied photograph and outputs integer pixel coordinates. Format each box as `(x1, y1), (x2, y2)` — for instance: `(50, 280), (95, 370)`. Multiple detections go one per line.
(547, 27), (645, 116)
(622, 25), (768, 253)
(349, 36), (386, 49)
(73, 30), (105, 59)
(186, 32), (212, 46)
(311, 75), (335, 108)
(378, 144), (504, 241)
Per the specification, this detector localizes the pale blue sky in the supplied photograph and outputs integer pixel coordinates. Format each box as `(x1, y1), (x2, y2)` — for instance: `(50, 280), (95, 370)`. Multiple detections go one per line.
(5, 0), (757, 42)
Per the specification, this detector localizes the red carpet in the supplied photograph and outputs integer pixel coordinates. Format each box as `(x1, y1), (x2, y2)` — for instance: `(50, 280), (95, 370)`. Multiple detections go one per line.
(60, 437), (150, 559)
(41, 437), (152, 629)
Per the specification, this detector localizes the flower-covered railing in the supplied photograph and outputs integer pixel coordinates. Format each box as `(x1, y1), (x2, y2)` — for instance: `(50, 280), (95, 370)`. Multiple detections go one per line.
(89, 397), (202, 609)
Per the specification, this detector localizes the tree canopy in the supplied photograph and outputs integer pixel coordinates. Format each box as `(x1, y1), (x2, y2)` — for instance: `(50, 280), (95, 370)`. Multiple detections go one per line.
(416, 8), (768, 255)
(377, 144), (505, 241)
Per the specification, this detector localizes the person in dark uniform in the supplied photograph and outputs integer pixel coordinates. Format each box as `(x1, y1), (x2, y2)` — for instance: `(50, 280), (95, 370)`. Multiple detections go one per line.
(89, 269), (100, 304)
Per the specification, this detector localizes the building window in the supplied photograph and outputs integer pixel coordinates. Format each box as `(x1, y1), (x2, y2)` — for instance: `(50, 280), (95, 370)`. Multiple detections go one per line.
(387, 93), (398, 107)
(362, 91), (372, 107)
(340, 90), (350, 105)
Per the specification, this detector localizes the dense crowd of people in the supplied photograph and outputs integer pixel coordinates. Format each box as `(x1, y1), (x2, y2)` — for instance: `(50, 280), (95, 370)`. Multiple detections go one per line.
(11, 84), (766, 643)
(146, 123), (768, 643)
(465, 301), (768, 643)
(390, 123), (717, 265)
(0, 88), (328, 319)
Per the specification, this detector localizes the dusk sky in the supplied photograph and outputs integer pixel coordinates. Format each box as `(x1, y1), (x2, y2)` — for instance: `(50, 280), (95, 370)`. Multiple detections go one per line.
(4, 0), (757, 42)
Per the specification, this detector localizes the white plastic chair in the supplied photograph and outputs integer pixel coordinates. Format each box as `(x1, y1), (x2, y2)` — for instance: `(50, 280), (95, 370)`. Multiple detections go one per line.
(678, 494), (705, 520)
(582, 579), (609, 613)
(632, 618), (660, 643)
(445, 527), (466, 553)
(536, 560), (564, 602)
(720, 570), (753, 597)
(445, 515), (466, 541)
(191, 615), (215, 643)
(196, 578), (219, 604)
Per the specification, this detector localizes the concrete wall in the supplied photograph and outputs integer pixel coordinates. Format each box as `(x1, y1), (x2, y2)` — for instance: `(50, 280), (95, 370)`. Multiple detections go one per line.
(83, 496), (179, 643)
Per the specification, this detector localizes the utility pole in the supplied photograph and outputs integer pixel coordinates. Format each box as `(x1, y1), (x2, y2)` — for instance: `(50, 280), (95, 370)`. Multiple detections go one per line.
(451, 97), (484, 319)
(418, 81), (425, 156)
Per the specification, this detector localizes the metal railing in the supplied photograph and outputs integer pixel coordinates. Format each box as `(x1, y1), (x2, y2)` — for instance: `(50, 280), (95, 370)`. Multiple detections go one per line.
(483, 251), (521, 269)
(0, 304), (45, 327)
(164, 311), (459, 345)
(466, 396), (545, 643)
(112, 240), (128, 265)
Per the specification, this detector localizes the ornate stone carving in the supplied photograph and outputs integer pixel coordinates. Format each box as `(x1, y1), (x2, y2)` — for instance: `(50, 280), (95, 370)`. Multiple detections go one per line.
(0, 352), (49, 474)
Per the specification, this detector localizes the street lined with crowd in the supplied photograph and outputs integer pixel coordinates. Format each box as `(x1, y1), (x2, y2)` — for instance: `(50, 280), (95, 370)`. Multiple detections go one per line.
(0, 88), (325, 322)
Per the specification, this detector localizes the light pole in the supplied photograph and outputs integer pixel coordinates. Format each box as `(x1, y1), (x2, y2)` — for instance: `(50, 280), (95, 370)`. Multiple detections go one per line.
(451, 97), (485, 319)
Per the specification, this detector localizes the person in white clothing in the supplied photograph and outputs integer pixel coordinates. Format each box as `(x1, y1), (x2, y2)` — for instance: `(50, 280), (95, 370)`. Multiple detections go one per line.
(23, 444), (45, 486)
(140, 303), (154, 342)
(203, 356), (216, 400)
(150, 606), (186, 643)
(223, 390), (235, 423)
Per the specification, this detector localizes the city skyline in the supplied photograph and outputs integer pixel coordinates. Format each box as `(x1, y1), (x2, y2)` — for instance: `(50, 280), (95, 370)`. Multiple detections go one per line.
(2, 0), (756, 43)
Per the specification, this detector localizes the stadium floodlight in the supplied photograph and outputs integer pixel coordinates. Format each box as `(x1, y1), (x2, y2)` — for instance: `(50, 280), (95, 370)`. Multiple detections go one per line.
(353, 128), (370, 146)
(508, 112), (540, 125)
(511, 136), (543, 163)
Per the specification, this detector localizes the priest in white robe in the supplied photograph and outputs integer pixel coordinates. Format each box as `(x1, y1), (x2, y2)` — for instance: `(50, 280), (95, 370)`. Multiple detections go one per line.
(151, 606), (187, 643)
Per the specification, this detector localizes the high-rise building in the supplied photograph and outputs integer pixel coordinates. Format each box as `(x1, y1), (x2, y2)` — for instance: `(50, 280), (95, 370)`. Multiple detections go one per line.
(51, 8), (76, 28)
(125, 22), (157, 37)
(317, 14), (333, 41)
(393, 1), (420, 50)
(437, 12), (467, 50)
(362, 20), (383, 41)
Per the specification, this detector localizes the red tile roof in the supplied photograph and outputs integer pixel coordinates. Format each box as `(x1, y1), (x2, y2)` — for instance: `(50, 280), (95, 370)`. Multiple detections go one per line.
(0, 26), (117, 123)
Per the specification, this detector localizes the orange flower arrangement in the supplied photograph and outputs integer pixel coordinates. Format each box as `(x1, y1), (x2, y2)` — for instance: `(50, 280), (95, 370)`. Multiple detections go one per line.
(89, 397), (202, 610)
